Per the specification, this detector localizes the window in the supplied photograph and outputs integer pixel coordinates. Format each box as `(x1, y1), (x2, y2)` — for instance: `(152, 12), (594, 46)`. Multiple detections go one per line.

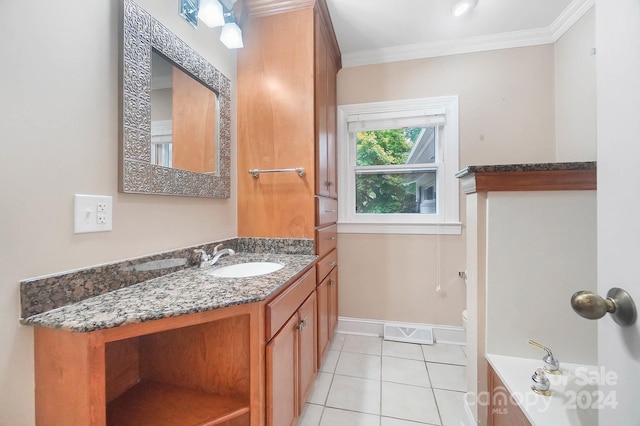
(337, 96), (461, 234)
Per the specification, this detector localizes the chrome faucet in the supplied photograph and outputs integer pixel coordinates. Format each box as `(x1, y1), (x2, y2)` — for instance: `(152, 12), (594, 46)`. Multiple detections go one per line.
(193, 249), (211, 268)
(529, 340), (560, 374)
(193, 244), (235, 268)
(210, 244), (235, 265)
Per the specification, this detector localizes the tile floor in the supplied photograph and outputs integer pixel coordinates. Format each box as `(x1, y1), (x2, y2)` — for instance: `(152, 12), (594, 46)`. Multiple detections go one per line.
(298, 333), (468, 426)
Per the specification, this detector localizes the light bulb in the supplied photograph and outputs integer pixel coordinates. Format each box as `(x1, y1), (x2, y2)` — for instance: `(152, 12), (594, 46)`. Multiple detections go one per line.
(452, 0), (477, 17)
(220, 22), (243, 49)
(198, 0), (225, 28)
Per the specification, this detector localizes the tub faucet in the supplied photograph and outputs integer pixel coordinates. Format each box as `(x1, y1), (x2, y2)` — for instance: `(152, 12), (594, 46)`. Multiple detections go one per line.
(210, 244), (235, 265)
(529, 339), (560, 373)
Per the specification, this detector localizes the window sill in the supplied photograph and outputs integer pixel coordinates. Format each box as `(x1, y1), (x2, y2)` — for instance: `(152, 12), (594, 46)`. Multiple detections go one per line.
(337, 221), (462, 235)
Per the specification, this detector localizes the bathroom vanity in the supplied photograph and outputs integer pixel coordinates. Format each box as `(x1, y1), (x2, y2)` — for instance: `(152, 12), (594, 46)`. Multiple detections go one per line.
(23, 252), (323, 426)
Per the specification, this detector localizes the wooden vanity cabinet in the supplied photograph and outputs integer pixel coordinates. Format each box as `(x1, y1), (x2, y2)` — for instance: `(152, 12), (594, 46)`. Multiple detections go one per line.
(34, 302), (264, 426)
(266, 267), (317, 425)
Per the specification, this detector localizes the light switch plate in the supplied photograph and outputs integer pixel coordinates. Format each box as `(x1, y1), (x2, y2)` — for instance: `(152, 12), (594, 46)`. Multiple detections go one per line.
(74, 194), (113, 233)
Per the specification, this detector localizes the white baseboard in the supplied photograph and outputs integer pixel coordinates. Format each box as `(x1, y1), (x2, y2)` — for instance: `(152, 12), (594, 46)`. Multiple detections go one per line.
(464, 394), (477, 425)
(336, 316), (466, 345)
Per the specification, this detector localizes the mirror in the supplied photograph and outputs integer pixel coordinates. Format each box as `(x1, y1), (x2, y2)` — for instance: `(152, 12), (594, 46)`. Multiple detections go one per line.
(119, 0), (231, 197)
(151, 51), (219, 173)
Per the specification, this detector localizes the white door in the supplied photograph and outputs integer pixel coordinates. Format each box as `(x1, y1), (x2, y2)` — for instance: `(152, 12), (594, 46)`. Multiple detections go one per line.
(596, 0), (640, 424)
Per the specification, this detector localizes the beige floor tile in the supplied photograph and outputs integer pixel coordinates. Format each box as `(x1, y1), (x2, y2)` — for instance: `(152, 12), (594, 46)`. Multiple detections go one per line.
(307, 372), (333, 405)
(319, 350), (340, 373)
(381, 382), (441, 425)
(298, 403), (324, 426)
(382, 357), (431, 387)
(326, 374), (381, 415)
(433, 389), (468, 426)
(342, 334), (383, 355)
(335, 352), (381, 380)
(382, 340), (425, 360)
(381, 417), (439, 426)
(329, 332), (346, 351)
(421, 343), (467, 366)
(426, 363), (467, 392)
(320, 407), (380, 426)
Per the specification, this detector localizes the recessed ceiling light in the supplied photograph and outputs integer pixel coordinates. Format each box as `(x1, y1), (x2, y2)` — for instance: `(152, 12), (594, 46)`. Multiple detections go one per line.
(452, 0), (478, 17)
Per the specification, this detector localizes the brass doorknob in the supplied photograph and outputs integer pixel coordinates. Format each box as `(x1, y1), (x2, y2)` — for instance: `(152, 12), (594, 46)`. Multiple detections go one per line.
(570, 288), (637, 326)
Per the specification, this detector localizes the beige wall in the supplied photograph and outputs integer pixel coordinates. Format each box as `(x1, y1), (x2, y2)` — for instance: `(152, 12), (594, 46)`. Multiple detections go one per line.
(485, 191), (597, 364)
(0, 1), (237, 424)
(337, 45), (556, 326)
(555, 7), (597, 161)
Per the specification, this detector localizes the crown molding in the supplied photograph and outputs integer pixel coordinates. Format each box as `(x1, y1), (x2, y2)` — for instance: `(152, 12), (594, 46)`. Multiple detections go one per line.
(244, 0), (315, 17)
(342, 0), (595, 68)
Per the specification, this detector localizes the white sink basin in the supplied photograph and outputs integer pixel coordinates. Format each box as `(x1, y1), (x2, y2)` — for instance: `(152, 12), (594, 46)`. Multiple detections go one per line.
(209, 262), (284, 278)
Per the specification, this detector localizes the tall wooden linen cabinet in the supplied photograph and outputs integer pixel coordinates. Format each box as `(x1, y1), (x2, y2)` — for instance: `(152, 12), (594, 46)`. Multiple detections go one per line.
(237, 1), (341, 424)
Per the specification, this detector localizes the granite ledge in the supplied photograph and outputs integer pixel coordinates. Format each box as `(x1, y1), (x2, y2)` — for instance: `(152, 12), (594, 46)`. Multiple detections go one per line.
(456, 162), (597, 194)
(22, 253), (317, 333)
(455, 161), (596, 178)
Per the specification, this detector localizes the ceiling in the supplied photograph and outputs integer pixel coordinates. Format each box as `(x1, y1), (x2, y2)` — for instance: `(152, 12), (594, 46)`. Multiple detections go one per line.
(325, 0), (595, 67)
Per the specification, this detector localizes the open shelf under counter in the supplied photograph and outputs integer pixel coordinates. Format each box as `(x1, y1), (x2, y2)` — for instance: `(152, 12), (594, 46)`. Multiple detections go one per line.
(107, 381), (250, 426)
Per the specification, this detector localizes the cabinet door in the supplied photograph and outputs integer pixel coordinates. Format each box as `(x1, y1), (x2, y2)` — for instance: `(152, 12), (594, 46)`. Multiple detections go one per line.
(314, 10), (330, 198)
(267, 315), (298, 426)
(297, 292), (317, 413)
(316, 276), (329, 367)
(327, 268), (338, 337)
(326, 48), (338, 199)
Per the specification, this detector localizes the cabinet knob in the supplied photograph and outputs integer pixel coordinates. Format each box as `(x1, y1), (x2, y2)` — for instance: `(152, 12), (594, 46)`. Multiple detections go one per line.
(570, 287), (637, 326)
(328, 261), (337, 267)
(329, 279), (335, 287)
(298, 317), (308, 331)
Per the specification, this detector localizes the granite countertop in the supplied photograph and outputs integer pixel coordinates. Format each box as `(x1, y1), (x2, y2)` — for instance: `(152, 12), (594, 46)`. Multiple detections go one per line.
(455, 161), (596, 178)
(22, 253), (317, 333)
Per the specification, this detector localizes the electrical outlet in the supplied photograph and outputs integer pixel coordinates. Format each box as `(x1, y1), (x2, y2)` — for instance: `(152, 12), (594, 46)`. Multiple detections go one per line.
(74, 194), (113, 233)
(96, 213), (108, 225)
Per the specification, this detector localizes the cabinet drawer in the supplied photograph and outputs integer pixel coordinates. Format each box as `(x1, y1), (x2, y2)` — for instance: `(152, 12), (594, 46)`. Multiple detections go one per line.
(266, 267), (316, 341)
(316, 196), (337, 227)
(316, 249), (337, 283)
(316, 224), (337, 257)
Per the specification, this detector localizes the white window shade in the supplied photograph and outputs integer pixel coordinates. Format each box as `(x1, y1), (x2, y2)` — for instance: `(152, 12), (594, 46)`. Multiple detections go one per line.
(347, 107), (446, 132)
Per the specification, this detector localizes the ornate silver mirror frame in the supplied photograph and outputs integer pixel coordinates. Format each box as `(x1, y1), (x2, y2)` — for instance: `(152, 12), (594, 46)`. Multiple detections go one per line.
(118, 0), (231, 198)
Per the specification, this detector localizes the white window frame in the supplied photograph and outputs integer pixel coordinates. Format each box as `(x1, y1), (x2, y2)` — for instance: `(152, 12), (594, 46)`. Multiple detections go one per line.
(337, 96), (461, 235)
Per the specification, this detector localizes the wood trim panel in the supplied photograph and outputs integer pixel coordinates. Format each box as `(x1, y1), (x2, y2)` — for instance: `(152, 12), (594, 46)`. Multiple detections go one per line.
(460, 169), (597, 194)
(35, 328), (105, 425)
(488, 365), (531, 426)
(100, 302), (259, 343)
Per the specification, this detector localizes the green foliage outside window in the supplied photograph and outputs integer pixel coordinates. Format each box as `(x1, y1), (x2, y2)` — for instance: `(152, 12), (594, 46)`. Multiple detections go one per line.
(355, 128), (421, 214)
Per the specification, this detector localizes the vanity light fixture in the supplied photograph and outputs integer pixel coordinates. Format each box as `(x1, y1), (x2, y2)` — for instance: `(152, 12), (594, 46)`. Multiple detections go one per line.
(220, 11), (243, 49)
(452, 0), (478, 17)
(179, 0), (199, 28)
(179, 0), (243, 48)
(198, 0), (225, 28)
